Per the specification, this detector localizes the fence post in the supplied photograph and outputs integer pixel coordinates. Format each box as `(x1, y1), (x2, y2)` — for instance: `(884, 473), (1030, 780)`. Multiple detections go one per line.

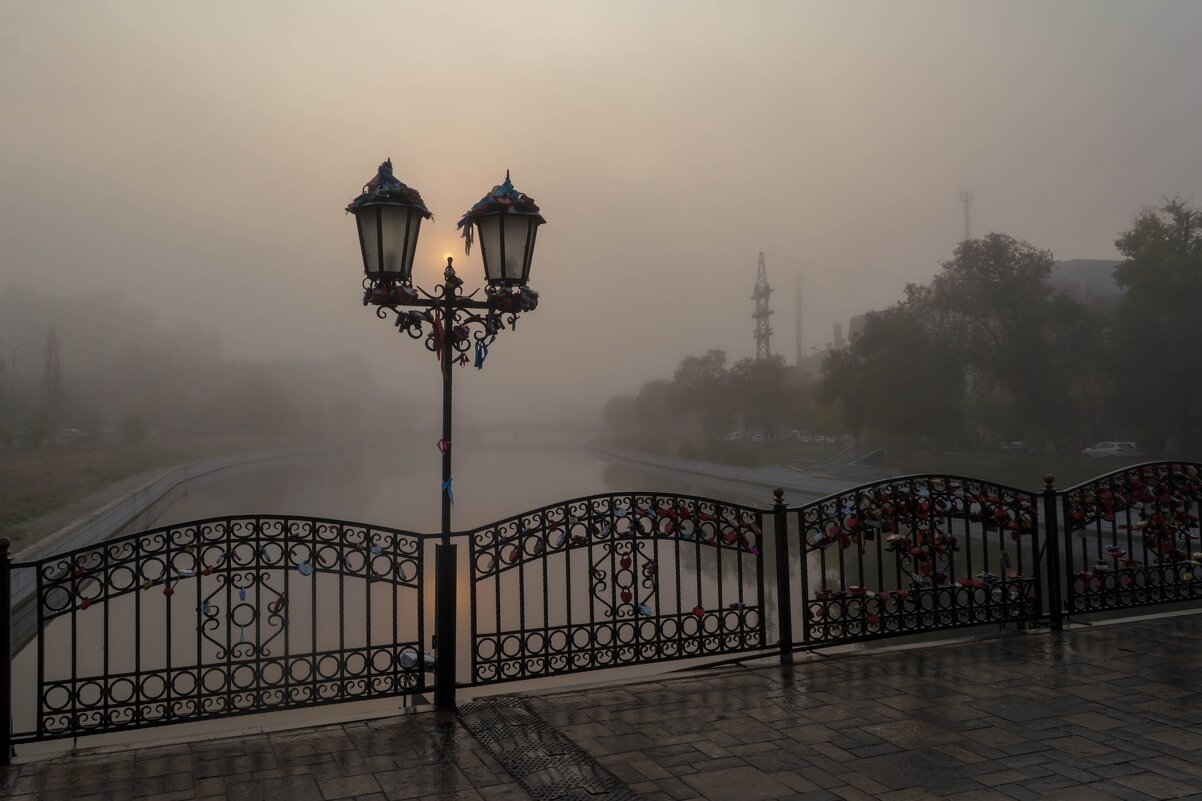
(772, 489), (793, 663)
(1042, 475), (1064, 632)
(434, 542), (458, 708)
(0, 538), (11, 765)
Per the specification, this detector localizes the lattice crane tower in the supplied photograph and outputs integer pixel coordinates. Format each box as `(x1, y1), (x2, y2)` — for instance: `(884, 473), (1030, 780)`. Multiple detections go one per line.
(752, 251), (773, 361)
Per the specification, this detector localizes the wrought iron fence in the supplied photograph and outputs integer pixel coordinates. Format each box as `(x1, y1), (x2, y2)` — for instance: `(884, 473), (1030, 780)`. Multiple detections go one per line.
(1061, 463), (1202, 613)
(788, 476), (1043, 647)
(9, 515), (425, 744)
(2, 462), (1201, 761)
(467, 492), (766, 685)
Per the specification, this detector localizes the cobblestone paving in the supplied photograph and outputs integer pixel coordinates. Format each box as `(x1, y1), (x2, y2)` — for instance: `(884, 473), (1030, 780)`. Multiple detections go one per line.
(6, 616), (1202, 800)
(0, 710), (528, 801)
(530, 616), (1202, 801)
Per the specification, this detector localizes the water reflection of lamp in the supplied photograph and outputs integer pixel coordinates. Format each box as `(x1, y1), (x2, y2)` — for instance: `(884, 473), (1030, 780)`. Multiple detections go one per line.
(344, 160), (546, 710)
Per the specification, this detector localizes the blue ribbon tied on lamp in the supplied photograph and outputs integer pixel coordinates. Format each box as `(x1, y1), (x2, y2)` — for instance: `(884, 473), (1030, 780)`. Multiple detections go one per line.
(442, 478), (454, 505)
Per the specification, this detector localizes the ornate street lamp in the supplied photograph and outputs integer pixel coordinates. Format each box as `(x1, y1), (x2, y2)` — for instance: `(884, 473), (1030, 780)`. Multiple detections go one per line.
(346, 159), (432, 284)
(462, 170), (546, 288)
(345, 159), (545, 708)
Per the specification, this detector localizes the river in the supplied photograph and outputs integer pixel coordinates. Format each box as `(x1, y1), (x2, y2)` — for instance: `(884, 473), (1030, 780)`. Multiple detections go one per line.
(14, 442), (784, 757)
(157, 442), (706, 531)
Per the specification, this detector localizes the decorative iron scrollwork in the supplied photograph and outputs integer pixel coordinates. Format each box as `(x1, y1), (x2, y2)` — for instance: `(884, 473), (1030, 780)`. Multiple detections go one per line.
(799, 475), (1041, 645)
(1063, 462), (1202, 612)
(468, 492), (766, 685)
(19, 515), (425, 743)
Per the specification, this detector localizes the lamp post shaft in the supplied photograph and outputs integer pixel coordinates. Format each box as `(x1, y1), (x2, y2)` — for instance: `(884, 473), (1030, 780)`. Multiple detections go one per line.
(433, 273), (459, 709)
(440, 281), (455, 546)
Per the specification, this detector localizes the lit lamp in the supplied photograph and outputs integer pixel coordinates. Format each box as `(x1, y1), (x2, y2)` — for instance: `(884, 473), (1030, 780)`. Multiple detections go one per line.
(457, 171), (545, 289)
(346, 159), (432, 285)
(344, 160), (546, 711)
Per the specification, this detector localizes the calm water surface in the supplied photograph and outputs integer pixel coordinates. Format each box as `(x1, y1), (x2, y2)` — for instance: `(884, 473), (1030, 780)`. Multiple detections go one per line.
(15, 443), (780, 756)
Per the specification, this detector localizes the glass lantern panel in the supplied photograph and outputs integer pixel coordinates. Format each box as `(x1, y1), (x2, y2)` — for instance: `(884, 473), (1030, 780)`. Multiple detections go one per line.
(477, 214), (503, 282)
(501, 215), (532, 282)
(403, 208), (422, 277)
(379, 205), (418, 279)
(478, 214), (536, 284)
(356, 206), (381, 275)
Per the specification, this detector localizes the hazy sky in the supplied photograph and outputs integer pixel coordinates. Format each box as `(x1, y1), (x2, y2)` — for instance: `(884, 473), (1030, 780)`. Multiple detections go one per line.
(3, 1), (1200, 425)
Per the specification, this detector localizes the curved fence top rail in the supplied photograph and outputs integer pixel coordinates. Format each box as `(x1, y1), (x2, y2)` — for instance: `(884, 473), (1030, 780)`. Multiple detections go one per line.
(465, 491), (765, 581)
(785, 472), (1037, 512)
(1060, 461), (1202, 493)
(460, 490), (768, 537)
(13, 513), (425, 569)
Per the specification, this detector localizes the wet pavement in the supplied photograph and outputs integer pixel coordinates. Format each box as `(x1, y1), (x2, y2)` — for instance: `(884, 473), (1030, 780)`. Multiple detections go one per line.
(6, 614), (1202, 800)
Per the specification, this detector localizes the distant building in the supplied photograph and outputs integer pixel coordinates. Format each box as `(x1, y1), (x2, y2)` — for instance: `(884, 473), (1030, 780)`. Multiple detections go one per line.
(1049, 259), (1122, 308)
(848, 313), (870, 341)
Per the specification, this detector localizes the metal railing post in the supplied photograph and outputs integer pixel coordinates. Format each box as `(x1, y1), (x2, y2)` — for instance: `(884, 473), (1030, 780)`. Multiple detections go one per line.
(1042, 475), (1064, 631)
(0, 538), (11, 765)
(772, 489), (793, 663)
(434, 542), (458, 708)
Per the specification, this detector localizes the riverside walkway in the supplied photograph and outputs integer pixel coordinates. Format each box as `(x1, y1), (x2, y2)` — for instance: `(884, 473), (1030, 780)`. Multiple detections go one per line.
(588, 443), (882, 503)
(5, 614), (1202, 801)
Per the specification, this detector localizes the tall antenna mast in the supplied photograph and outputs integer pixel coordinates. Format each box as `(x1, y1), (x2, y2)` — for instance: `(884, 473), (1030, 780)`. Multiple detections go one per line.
(752, 251), (773, 361)
(959, 180), (974, 241)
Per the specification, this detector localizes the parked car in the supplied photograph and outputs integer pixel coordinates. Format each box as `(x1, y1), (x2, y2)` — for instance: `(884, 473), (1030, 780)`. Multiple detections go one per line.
(1081, 441), (1141, 458)
(999, 441), (1033, 453)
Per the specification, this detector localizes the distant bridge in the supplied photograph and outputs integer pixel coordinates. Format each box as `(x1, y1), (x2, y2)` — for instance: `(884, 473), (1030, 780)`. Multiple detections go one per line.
(459, 423), (596, 448)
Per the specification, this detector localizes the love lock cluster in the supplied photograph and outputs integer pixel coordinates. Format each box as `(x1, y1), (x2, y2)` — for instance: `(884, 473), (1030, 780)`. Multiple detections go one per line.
(1067, 465), (1202, 594)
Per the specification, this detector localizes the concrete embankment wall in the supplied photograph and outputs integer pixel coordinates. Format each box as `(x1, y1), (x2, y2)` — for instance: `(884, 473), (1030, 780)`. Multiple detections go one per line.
(10, 446), (335, 653)
(587, 441), (854, 504)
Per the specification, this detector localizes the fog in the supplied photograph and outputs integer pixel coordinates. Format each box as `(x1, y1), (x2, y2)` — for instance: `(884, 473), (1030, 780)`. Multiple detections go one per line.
(3, 1), (1202, 428)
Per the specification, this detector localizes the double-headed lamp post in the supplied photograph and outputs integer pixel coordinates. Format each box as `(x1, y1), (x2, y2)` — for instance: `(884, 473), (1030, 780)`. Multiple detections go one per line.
(345, 159), (545, 706)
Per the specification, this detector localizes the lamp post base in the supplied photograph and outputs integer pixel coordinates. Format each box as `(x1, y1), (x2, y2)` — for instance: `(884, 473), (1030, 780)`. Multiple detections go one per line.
(434, 543), (458, 708)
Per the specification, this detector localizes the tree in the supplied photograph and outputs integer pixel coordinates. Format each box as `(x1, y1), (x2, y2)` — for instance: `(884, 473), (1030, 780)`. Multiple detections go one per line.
(924, 234), (1093, 449)
(670, 349), (732, 440)
(818, 298), (965, 447)
(817, 233), (1102, 451)
(1113, 198), (1202, 455)
(728, 355), (803, 436)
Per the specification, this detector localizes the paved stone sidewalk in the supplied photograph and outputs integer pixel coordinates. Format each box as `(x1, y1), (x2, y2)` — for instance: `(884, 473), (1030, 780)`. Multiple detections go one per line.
(531, 616), (1202, 801)
(0, 711), (528, 801)
(5, 616), (1202, 800)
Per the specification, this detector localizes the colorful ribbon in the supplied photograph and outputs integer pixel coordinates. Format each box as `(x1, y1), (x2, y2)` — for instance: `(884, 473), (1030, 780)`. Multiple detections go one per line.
(474, 340), (489, 369)
(442, 478), (454, 505)
(432, 310), (447, 378)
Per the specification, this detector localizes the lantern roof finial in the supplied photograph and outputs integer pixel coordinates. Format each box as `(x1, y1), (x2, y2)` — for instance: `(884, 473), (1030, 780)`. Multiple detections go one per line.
(345, 158), (432, 219)
(456, 171), (544, 255)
